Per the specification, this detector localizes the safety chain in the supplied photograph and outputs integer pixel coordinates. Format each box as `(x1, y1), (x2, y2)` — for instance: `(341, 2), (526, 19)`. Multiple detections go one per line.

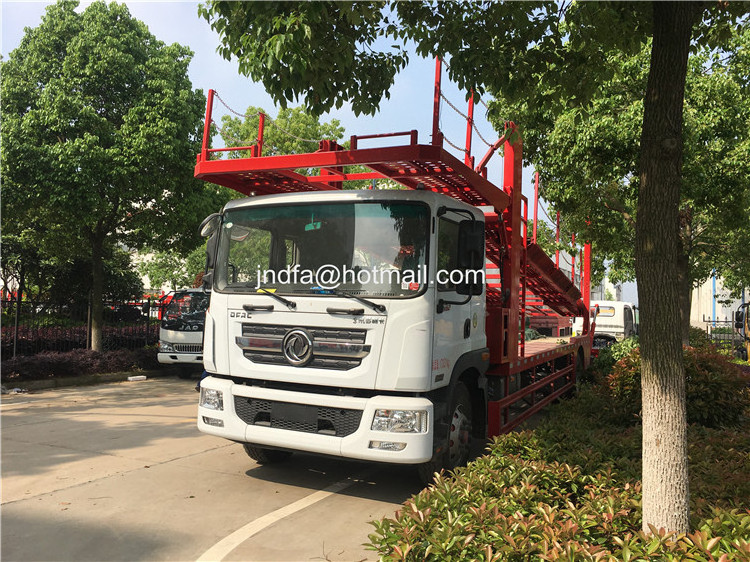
(439, 92), (494, 148)
(264, 118), (320, 145)
(538, 200), (572, 237)
(442, 134), (469, 154)
(213, 91), (321, 145)
(440, 60), (502, 148)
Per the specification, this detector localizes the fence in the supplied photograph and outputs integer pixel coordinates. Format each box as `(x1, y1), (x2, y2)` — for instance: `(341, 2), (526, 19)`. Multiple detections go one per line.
(701, 317), (747, 359)
(1, 299), (161, 359)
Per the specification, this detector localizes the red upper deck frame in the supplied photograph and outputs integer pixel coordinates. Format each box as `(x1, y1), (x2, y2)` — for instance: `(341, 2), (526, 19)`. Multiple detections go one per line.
(194, 70), (590, 336)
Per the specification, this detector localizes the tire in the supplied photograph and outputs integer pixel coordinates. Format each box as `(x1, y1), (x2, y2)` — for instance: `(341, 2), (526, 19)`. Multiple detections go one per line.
(568, 349), (584, 396)
(242, 444), (292, 464)
(418, 382), (473, 483)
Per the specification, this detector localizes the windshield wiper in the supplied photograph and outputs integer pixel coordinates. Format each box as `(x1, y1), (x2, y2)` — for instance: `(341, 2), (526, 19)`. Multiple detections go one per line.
(334, 290), (386, 314)
(258, 288), (297, 310)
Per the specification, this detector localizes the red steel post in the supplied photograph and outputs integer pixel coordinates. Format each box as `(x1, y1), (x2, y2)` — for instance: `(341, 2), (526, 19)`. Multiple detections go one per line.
(502, 123), (523, 363)
(201, 89), (215, 162)
(432, 58), (442, 146)
(555, 211), (560, 268)
(257, 113), (266, 157)
(583, 242), (591, 310)
(465, 92), (474, 167)
(532, 171), (539, 244)
(571, 233), (576, 283)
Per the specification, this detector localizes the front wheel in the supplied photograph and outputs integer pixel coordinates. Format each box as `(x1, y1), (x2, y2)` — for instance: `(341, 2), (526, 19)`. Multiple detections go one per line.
(242, 444), (292, 464)
(418, 382), (472, 483)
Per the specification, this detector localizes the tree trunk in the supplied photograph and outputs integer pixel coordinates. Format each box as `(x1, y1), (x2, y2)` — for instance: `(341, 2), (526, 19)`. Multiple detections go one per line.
(635, 1), (697, 534)
(90, 235), (105, 352)
(676, 253), (692, 346)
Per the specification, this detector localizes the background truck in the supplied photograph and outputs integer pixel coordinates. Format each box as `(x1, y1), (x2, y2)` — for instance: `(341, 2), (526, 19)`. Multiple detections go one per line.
(193, 75), (593, 478)
(157, 289), (210, 373)
(573, 300), (637, 350)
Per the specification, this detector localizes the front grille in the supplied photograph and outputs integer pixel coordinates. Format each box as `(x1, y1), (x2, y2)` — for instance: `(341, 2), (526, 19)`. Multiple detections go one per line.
(174, 344), (202, 353)
(234, 396), (363, 437)
(237, 323), (369, 371)
(243, 324), (366, 343)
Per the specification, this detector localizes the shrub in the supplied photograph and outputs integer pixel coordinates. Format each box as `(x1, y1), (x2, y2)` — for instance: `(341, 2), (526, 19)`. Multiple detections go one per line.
(367, 388), (750, 560)
(689, 326), (714, 350)
(1, 347), (159, 382)
(606, 346), (750, 428)
(367, 428), (750, 560)
(532, 388), (750, 519)
(590, 337), (640, 379)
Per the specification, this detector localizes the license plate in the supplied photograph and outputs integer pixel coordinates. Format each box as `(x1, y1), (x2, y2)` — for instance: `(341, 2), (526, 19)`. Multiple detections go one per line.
(271, 402), (316, 425)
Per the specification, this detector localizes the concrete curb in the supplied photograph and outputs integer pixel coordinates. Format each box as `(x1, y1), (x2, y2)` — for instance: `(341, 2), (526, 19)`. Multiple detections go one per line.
(5, 366), (197, 392)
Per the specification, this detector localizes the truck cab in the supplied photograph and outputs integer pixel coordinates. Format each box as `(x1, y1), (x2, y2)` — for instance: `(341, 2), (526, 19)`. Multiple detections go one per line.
(198, 190), (486, 470)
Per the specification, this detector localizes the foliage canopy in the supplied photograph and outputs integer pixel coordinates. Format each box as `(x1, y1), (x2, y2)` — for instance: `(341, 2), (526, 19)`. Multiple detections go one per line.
(1, 0), (226, 349)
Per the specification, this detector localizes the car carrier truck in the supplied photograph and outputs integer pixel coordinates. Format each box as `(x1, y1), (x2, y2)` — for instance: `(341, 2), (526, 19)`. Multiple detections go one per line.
(193, 79), (594, 479)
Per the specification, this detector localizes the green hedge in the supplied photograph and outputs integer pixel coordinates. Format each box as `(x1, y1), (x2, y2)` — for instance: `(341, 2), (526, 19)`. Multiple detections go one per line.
(606, 346), (750, 428)
(367, 383), (750, 560)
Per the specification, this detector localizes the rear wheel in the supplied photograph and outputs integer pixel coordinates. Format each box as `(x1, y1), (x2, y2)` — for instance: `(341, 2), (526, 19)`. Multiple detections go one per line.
(242, 444), (292, 464)
(569, 349), (584, 395)
(418, 382), (472, 483)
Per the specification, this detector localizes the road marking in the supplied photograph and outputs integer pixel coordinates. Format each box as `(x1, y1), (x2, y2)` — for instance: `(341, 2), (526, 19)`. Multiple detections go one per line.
(196, 468), (375, 562)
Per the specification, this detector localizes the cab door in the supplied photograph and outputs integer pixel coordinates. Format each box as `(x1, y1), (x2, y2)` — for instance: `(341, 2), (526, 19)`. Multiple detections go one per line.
(431, 212), (484, 388)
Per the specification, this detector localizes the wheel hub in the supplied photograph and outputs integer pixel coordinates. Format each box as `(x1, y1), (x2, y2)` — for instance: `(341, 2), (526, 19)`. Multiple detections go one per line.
(448, 405), (471, 465)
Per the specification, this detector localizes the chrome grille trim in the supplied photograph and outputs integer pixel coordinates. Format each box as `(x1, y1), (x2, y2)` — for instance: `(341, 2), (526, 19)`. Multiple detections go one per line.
(173, 344), (202, 353)
(236, 324), (370, 370)
(235, 337), (370, 358)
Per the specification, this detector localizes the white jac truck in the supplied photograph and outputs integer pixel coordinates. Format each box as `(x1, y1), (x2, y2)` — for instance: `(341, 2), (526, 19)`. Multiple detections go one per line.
(157, 289), (210, 372)
(192, 88), (593, 478)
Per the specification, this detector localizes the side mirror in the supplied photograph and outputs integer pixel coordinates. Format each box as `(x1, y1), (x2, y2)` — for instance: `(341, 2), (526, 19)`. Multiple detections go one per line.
(199, 213), (221, 238)
(456, 219), (484, 296)
(457, 220), (485, 269)
(199, 213), (222, 271)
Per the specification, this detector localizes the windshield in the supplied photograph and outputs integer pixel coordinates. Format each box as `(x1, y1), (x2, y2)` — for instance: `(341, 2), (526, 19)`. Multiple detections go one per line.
(162, 291), (210, 330)
(215, 201), (430, 297)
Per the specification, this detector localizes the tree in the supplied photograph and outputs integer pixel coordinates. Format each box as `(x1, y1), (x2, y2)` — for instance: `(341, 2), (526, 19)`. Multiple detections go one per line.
(491, 28), (750, 344)
(219, 104), (345, 157)
(138, 246), (207, 292)
(199, 1), (749, 533)
(2, 234), (143, 310)
(1, 0), (226, 351)
(137, 103), (348, 291)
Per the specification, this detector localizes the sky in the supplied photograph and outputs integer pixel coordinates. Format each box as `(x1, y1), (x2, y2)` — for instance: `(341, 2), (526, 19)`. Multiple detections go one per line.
(1, 1), (637, 303)
(2, 1), (497, 170)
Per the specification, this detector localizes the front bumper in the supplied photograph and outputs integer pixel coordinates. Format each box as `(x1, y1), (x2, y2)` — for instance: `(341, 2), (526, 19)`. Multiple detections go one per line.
(158, 352), (203, 365)
(197, 376), (434, 464)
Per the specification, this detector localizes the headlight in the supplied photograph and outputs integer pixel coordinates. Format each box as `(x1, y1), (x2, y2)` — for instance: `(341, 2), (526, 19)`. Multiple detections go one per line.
(199, 388), (224, 411)
(371, 409), (428, 433)
(159, 341), (174, 353)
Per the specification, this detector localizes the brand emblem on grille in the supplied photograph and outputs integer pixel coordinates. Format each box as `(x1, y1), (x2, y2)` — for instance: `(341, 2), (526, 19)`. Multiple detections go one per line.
(282, 329), (313, 366)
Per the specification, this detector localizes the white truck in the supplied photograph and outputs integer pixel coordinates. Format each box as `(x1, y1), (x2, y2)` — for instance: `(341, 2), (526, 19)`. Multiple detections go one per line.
(192, 89), (593, 478)
(157, 289), (210, 371)
(573, 300), (637, 348)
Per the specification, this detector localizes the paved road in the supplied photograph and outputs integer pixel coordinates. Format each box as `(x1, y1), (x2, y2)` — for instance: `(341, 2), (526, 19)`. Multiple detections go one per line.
(1, 378), (427, 561)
